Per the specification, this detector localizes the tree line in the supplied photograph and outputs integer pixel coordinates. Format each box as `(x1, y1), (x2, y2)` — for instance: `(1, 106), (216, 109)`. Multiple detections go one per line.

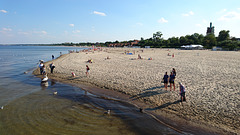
(53, 30), (240, 50)
(139, 30), (240, 50)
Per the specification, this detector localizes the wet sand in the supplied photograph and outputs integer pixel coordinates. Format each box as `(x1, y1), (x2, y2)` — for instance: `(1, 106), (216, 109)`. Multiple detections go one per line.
(33, 48), (240, 134)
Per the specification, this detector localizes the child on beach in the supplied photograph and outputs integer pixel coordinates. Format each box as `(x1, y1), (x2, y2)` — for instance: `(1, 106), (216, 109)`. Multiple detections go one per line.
(169, 72), (175, 91)
(86, 65), (90, 76)
(163, 72), (169, 90)
(179, 82), (186, 102)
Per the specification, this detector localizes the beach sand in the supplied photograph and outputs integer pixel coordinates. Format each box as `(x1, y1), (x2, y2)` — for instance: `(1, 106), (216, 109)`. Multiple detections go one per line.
(33, 48), (240, 134)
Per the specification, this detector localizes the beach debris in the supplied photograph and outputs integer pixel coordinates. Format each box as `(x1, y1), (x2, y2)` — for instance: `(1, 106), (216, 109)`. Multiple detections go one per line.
(72, 72), (75, 77)
(53, 91), (58, 95)
(1, 106), (4, 110)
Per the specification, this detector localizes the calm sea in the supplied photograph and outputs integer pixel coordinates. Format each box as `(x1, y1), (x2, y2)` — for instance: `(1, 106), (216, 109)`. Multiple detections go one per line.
(0, 45), (179, 135)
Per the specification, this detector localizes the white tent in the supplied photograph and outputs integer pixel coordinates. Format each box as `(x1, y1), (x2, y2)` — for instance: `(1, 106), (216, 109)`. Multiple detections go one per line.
(181, 45), (203, 50)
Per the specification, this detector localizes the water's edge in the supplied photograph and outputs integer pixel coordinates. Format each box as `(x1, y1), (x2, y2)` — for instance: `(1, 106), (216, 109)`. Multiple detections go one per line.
(31, 55), (232, 135)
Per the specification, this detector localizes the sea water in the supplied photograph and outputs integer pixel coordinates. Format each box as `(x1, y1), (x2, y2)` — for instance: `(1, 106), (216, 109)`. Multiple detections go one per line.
(0, 45), (179, 135)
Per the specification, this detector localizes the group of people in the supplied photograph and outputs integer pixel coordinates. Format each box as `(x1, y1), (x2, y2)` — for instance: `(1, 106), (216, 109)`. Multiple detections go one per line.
(38, 61), (55, 75)
(162, 68), (186, 102)
(163, 68), (176, 91)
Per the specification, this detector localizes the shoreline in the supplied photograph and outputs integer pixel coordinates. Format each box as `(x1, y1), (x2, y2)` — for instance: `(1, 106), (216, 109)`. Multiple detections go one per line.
(33, 48), (239, 134)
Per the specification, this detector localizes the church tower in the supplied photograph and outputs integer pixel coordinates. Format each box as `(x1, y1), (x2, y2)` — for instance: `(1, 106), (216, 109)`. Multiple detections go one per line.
(206, 22), (215, 35)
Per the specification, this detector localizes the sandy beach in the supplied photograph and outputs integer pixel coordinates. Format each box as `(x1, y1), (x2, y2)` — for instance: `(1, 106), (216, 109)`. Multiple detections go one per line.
(33, 48), (240, 134)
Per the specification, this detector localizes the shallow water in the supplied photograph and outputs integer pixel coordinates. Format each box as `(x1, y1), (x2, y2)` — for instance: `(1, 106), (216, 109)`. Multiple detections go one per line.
(0, 46), (179, 135)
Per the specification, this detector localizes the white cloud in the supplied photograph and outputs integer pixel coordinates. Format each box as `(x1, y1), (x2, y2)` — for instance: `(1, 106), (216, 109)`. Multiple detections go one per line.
(69, 24), (75, 27)
(72, 30), (80, 33)
(158, 17), (168, 23)
(0, 10), (7, 13)
(2, 28), (12, 31)
(41, 31), (47, 34)
(189, 11), (194, 15)
(223, 9), (227, 12)
(18, 31), (29, 35)
(93, 11), (106, 16)
(219, 11), (240, 21)
(203, 19), (208, 24)
(33, 31), (47, 34)
(182, 11), (194, 17)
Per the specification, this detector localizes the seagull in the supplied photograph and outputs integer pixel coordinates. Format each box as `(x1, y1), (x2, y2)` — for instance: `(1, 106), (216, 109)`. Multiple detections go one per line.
(53, 91), (57, 95)
(104, 110), (110, 115)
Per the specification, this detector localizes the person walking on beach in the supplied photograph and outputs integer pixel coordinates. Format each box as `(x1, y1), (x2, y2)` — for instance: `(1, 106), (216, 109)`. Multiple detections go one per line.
(169, 72), (175, 91)
(172, 68), (176, 76)
(52, 55), (54, 59)
(163, 72), (169, 90)
(49, 63), (55, 73)
(86, 65), (90, 76)
(179, 82), (186, 102)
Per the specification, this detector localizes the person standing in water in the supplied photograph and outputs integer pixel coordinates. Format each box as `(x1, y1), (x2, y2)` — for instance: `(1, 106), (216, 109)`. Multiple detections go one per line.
(52, 55), (54, 59)
(39, 61), (44, 74)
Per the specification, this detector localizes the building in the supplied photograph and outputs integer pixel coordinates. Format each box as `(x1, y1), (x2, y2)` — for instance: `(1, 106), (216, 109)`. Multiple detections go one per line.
(109, 40), (139, 47)
(206, 22), (215, 35)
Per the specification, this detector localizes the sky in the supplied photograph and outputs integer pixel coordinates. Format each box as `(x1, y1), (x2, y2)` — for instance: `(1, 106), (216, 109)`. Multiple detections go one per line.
(1, 0), (240, 44)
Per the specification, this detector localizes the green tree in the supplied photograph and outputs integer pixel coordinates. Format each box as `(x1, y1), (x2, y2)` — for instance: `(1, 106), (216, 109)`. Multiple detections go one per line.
(153, 31), (163, 42)
(217, 30), (230, 42)
(185, 35), (194, 44)
(168, 37), (180, 48)
(179, 36), (188, 45)
(203, 34), (217, 49)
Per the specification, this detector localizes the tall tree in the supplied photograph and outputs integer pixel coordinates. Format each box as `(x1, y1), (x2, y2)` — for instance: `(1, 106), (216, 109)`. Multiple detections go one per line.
(217, 30), (230, 42)
(179, 36), (188, 45)
(203, 34), (217, 49)
(153, 31), (163, 42)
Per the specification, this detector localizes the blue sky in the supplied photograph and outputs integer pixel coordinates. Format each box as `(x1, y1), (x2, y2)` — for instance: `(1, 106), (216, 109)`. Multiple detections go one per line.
(1, 0), (240, 44)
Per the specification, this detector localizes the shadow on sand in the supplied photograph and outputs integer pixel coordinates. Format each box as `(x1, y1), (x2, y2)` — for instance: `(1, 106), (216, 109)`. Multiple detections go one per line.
(145, 100), (181, 111)
(130, 86), (167, 100)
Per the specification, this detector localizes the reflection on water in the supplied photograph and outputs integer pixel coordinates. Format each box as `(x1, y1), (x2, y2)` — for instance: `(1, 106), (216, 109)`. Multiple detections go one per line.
(41, 81), (49, 89)
(0, 80), (179, 135)
(0, 89), (136, 135)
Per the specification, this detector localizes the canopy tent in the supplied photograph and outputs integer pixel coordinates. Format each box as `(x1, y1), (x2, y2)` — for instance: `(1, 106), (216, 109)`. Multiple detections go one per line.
(180, 45), (203, 50)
